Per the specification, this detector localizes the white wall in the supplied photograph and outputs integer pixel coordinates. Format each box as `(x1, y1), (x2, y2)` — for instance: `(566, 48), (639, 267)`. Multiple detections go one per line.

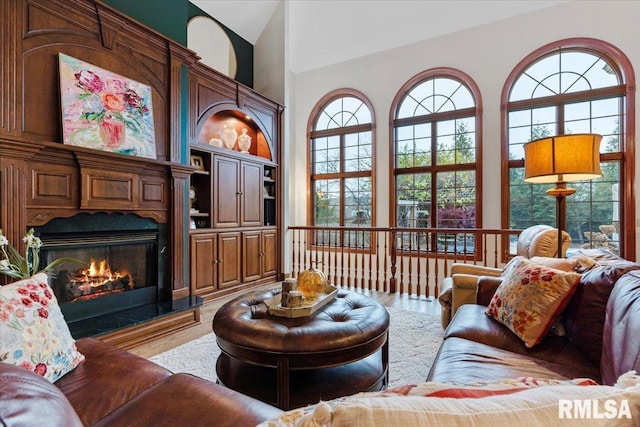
(286, 0), (640, 260)
(254, 1), (285, 105)
(255, 1), (296, 274)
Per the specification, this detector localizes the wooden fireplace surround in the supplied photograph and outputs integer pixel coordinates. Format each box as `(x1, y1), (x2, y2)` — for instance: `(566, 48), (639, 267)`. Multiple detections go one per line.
(0, 0), (283, 347)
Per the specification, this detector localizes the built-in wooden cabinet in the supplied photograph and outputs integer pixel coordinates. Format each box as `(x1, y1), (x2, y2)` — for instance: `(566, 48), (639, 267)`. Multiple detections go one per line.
(189, 142), (279, 299)
(187, 74), (284, 299)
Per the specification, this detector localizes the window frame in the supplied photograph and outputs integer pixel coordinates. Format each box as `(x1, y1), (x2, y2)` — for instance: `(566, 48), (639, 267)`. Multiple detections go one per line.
(389, 68), (483, 256)
(500, 38), (636, 259)
(307, 89), (376, 238)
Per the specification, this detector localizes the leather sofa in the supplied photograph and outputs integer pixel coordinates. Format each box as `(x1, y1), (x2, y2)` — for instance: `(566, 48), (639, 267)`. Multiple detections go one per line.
(428, 249), (640, 386)
(0, 337), (283, 427)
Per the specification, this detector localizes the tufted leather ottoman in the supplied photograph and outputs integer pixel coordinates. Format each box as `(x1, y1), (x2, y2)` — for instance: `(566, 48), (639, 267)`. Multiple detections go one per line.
(213, 287), (390, 410)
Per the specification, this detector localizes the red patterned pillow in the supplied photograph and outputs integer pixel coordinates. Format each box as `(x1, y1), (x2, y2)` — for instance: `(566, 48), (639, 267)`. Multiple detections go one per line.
(485, 257), (581, 348)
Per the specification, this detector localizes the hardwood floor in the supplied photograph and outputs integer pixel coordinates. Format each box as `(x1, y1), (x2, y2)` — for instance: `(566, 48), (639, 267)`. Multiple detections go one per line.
(128, 283), (441, 359)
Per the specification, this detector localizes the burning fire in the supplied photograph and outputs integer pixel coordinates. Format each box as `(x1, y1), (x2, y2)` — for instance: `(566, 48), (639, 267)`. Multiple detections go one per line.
(79, 259), (133, 287)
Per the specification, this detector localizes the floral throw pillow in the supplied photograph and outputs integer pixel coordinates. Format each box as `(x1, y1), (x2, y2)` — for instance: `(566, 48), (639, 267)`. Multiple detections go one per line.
(0, 273), (84, 382)
(485, 257), (581, 348)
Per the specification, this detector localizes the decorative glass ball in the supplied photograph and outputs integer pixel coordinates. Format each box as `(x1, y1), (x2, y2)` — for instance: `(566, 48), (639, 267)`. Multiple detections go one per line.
(297, 267), (327, 301)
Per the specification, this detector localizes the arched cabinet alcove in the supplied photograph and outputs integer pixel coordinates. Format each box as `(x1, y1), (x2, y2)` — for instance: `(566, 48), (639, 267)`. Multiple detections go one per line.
(195, 107), (274, 162)
(187, 63), (283, 300)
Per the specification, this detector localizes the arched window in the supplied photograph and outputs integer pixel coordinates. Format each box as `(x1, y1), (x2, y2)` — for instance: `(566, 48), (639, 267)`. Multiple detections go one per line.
(390, 68), (482, 253)
(308, 90), (375, 236)
(502, 38), (635, 258)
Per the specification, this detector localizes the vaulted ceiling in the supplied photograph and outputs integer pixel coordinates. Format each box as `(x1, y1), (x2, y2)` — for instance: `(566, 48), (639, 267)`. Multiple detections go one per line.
(191, 0), (568, 73)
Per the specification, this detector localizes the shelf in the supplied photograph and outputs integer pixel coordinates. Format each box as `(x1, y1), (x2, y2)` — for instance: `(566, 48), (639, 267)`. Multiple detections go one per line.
(263, 196), (276, 200)
(190, 212), (209, 217)
(192, 169), (210, 176)
(263, 177), (275, 183)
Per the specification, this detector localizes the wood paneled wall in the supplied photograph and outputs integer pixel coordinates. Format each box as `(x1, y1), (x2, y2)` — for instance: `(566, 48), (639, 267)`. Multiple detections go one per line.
(0, 0), (195, 295)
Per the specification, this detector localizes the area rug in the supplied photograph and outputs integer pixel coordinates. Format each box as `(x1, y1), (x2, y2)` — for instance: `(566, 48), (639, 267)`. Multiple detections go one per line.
(150, 307), (443, 388)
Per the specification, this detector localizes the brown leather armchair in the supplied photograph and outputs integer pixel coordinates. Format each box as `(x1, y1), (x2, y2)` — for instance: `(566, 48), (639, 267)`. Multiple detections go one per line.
(438, 225), (571, 328)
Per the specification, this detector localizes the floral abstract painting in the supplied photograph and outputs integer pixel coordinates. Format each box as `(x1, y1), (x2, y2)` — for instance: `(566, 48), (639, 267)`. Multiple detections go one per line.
(58, 53), (156, 159)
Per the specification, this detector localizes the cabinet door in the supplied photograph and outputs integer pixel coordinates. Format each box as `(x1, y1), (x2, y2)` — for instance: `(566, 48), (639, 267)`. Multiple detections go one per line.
(241, 161), (262, 227)
(242, 231), (262, 282)
(218, 232), (241, 289)
(190, 233), (217, 296)
(213, 156), (240, 228)
(262, 230), (278, 277)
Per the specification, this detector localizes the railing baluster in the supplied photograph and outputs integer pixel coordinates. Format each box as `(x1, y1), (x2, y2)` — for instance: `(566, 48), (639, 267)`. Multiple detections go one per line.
(380, 231), (384, 292)
(292, 229), (298, 277)
(416, 230), (422, 299)
(425, 229), (431, 297)
(368, 231), (373, 291)
(334, 231), (338, 281)
(389, 229), (396, 293)
(398, 232), (405, 295)
(408, 231), (413, 295)
(351, 230), (356, 290)
(374, 231), (380, 291)
(340, 233), (345, 287)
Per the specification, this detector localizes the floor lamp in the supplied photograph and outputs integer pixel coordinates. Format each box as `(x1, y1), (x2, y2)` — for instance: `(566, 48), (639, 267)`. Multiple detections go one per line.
(523, 134), (603, 258)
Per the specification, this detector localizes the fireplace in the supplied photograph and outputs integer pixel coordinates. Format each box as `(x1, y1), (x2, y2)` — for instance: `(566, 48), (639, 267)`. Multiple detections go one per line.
(34, 213), (170, 336)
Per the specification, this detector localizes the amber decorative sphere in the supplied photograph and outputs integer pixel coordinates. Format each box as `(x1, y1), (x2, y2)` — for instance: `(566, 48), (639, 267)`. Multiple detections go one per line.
(296, 267), (327, 301)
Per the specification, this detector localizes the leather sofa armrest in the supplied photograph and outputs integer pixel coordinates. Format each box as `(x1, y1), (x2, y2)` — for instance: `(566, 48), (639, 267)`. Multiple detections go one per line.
(438, 277), (453, 329)
(450, 263), (503, 277)
(450, 273), (483, 317)
(440, 265), (504, 329)
(476, 276), (503, 305)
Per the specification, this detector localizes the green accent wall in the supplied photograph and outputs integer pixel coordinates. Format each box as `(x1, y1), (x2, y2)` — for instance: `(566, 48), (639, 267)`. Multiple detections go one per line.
(102, 0), (187, 44)
(103, 0), (253, 87)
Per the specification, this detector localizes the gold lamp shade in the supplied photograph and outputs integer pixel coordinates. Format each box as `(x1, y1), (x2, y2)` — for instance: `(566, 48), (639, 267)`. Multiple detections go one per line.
(524, 134), (603, 184)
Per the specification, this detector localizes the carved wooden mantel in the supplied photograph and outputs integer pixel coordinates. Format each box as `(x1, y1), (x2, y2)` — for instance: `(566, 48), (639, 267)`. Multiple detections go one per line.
(3, 139), (182, 226)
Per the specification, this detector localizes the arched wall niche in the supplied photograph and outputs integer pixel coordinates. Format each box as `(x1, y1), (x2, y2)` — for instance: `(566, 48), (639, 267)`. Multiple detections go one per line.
(187, 16), (238, 79)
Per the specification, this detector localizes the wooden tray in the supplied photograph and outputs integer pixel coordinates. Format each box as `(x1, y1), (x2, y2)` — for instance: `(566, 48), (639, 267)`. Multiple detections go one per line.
(265, 285), (338, 318)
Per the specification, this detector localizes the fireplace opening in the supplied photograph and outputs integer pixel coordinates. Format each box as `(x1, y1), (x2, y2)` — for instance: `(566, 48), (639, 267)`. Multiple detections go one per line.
(34, 213), (169, 331)
(46, 232), (158, 306)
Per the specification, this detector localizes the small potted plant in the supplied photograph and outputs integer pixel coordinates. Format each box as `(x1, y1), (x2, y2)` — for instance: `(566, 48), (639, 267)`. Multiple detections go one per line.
(0, 228), (85, 281)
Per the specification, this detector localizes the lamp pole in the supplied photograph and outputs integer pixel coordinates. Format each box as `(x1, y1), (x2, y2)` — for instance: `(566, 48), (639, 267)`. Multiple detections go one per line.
(547, 181), (575, 258)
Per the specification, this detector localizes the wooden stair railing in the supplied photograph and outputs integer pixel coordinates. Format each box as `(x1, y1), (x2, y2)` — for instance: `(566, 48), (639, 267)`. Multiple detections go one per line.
(288, 226), (521, 298)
